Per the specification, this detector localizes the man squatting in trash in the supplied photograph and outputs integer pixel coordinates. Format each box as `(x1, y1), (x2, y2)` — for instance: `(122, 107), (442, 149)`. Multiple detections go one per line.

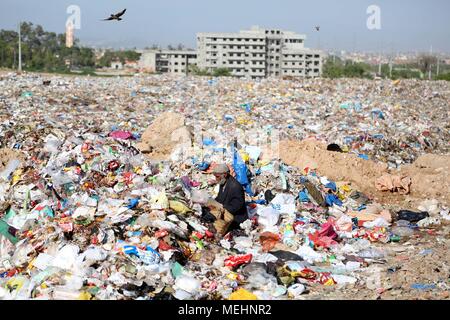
(211, 163), (249, 231)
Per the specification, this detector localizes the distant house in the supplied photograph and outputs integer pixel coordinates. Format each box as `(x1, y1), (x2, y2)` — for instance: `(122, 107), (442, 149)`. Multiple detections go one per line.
(111, 60), (123, 70)
(124, 60), (139, 69)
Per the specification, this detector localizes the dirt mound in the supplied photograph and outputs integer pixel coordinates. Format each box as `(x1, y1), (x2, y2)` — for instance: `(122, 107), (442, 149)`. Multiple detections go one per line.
(0, 148), (25, 172)
(275, 139), (389, 195)
(400, 154), (450, 204)
(275, 140), (450, 206)
(136, 112), (192, 161)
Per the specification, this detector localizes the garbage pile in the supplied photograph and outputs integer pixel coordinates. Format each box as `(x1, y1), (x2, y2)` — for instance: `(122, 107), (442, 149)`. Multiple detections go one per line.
(0, 72), (449, 300)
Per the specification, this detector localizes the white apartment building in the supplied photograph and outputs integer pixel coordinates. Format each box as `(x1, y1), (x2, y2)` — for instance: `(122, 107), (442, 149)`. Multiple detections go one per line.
(196, 26), (323, 79)
(139, 50), (198, 74)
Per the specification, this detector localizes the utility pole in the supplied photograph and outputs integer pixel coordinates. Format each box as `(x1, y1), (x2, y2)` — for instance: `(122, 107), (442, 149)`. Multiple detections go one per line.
(429, 45), (433, 80)
(389, 59), (392, 78)
(18, 21), (22, 72)
(437, 57), (440, 76)
(378, 58), (382, 76)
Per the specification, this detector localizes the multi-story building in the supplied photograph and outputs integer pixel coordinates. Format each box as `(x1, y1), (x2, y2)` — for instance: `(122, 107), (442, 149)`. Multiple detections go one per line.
(139, 27), (323, 78)
(196, 26), (323, 79)
(139, 50), (198, 74)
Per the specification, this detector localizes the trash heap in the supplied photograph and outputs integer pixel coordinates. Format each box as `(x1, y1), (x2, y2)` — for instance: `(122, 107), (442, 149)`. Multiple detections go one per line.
(0, 72), (449, 300)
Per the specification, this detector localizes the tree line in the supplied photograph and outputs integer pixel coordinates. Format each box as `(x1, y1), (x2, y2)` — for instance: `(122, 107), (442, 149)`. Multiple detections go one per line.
(0, 22), (141, 72)
(323, 55), (450, 80)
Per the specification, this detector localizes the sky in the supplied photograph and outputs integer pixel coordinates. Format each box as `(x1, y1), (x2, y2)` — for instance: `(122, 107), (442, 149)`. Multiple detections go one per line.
(1, 0), (449, 53)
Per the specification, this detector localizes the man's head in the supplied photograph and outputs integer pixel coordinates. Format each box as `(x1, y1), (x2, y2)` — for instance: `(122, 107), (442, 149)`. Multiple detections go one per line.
(212, 163), (230, 185)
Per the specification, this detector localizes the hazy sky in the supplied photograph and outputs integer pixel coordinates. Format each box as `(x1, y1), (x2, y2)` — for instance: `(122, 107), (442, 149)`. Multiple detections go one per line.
(1, 0), (449, 52)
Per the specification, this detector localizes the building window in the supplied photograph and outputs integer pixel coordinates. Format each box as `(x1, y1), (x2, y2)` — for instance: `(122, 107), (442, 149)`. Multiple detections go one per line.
(175, 62), (178, 65)
(175, 69), (178, 72)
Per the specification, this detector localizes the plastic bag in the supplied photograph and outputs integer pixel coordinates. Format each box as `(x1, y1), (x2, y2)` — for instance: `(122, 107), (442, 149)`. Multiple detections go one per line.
(190, 190), (210, 204)
(257, 206), (280, 228)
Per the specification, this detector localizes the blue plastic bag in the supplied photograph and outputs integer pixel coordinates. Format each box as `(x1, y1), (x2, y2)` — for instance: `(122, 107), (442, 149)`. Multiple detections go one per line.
(299, 190), (310, 203)
(324, 182), (337, 192)
(325, 194), (343, 207)
(232, 146), (253, 196)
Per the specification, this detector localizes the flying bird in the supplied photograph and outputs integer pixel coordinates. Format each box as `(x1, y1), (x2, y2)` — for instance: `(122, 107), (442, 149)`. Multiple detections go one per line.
(315, 26), (320, 31)
(103, 9), (127, 21)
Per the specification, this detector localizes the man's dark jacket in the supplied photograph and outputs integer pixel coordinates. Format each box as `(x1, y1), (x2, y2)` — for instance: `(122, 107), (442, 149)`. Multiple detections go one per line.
(215, 175), (248, 224)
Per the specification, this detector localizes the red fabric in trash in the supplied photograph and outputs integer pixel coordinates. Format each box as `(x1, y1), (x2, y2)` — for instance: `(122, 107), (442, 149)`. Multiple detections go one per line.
(155, 229), (169, 239)
(158, 239), (174, 251)
(109, 131), (134, 140)
(224, 254), (252, 268)
(308, 231), (337, 249)
(259, 232), (280, 252)
(318, 222), (338, 240)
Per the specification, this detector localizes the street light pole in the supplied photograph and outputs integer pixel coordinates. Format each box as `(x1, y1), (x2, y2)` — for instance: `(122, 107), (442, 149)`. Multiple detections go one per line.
(18, 21), (22, 72)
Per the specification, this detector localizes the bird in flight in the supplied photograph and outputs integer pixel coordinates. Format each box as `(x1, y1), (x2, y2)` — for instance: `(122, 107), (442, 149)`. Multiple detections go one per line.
(103, 9), (127, 21)
(315, 26), (320, 31)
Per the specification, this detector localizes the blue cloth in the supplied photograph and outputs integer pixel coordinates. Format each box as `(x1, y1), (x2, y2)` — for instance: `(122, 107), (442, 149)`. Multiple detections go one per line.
(123, 245), (139, 256)
(196, 162), (210, 171)
(299, 190), (310, 203)
(358, 154), (369, 160)
(127, 198), (140, 209)
(325, 194), (343, 207)
(203, 138), (216, 146)
(324, 182), (337, 192)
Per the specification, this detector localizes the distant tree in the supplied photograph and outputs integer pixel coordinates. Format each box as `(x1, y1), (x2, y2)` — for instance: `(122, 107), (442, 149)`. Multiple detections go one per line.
(189, 65), (210, 76)
(436, 72), (450, 81)
(167, 44), (175, 50)
(322, 58), (372, 79)
(418, 55), (437, 75)
(213, 68), (231, 77)
(0, 22), (96, 71)
(177, 43), (184, 51)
